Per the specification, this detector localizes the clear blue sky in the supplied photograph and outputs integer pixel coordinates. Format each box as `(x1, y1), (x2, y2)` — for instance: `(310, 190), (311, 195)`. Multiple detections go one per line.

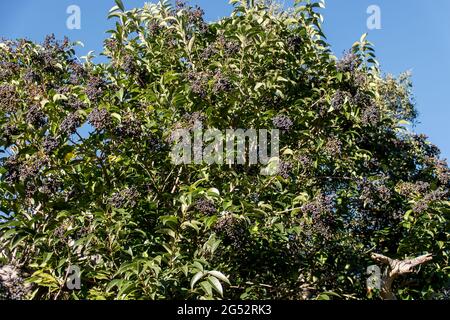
(1, 0), (449, 160)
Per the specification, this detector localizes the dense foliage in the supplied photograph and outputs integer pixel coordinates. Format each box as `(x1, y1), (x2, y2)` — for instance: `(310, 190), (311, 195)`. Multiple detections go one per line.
(0, 0), (449, 300)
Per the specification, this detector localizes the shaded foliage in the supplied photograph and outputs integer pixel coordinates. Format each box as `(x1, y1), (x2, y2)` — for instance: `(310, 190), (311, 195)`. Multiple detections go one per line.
(0, 0), (449, 300)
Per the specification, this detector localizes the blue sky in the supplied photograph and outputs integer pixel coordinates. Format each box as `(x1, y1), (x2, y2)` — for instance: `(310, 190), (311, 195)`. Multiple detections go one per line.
(0, 0), (449, 160)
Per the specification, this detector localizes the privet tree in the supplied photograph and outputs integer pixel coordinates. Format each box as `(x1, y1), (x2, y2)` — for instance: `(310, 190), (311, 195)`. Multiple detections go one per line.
(0, 0), (449, 300)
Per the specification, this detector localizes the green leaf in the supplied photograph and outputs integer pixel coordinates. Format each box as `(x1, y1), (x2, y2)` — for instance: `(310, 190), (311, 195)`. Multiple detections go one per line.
(208, 271), (230, 285)
(115, 0), (125, 12)
(207, 276), (223, 297)
(191, 271), (204, 290)
(199, 281), (213, 297)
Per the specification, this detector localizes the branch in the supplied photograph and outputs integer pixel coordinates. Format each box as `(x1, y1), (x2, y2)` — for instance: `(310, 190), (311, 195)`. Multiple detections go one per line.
(370, 253), (394, 266)
(394, 253), (433, 275)
(370, 252), (433, 300)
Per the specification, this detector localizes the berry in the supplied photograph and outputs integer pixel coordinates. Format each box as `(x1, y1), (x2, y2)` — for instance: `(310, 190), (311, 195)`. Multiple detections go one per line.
(69, 61), (87, 85)
(115, 113), (142, 139)
(0, 61), (18, 81)
(104, 38), (120, 54)
(195, 198), (217, 215)
(85, 76), (106, 102)
(26, 105), (46, 127)
(0, 265), (31, 300)
(272, 115), (293, 131)
(2, 124), (19, 143)
(324, 137), (342, 156)
(331, 90), (351, 111)
(109, 187), (140, 208)
(148, 22), (162, 37)
(88, 108), (111, 131)
(278, 161), (293, 179)
(23, 68), (40, 84)
(361, 104), (380, 126)
(336, 51), (359, 73)
(287, 35), (302, 51)
(43, 136), (59, 154)
(214, 213), (248, 246)
(0, 84), (18, 113)
(122, 54), (137, 75)
(213, 71), (232, 93)
(298, 154), (313, 169)
(200, 44), (218, 61)
(60, 113), (82, 135)
(187, 71), (208, 98)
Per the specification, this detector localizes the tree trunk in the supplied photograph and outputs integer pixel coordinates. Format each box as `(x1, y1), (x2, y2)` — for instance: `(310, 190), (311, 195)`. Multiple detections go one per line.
(370, 253), (433, 300)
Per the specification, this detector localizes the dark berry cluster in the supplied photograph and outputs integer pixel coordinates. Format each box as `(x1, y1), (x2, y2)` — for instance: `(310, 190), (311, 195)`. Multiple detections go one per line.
(85, 76), (106, 102)
(115, 114), (142, 139)
(88, 108), (111, 131)
(41, 177), (63, 196)
(224, 41), (240, 56)
(175, 1), (208, 33)
(331, 90), (351, 111)
(0, 61), (18, 81)
(0, 84), (18, 112)
(57, 85), (71, 96)
(109, 187), (140, 208)
(43, 34), (69, 53)
(25, 105), (46, 127)
(298, 154), (313, 170)
(104, 38), (120, 54)
(175, 0), (187, 11)
(3, 156), (21, 185)
(397, 181), (430, 197)
(65, 96), (86, 111)
(412, 189), (448, 213)
(361, 104), (381, 127)
(18, 156), (49, 182)
(430, 158), (450, 185)
(195, 198), (217, 215)
(148, 21), (162, 37)
(146, 136), (167, 152)
(336, 51), (359, 73)
(122, 54), (138, 75)
(60, 112), (82, 135)
(2, 124), (19, 144)
(358, 178), (392, 208)
(0, 265), (31, 300)
(35, 34), (70, 72)
(287, 35), (302, 52)
(278, 161), (293, 179)
(188, 6), (204, 24)
(352, 72), (367, 88)
(353, 91), (372, 106)
(301, 194), (336, 239)
(184, 112), (206, 129)
(43, 136), (60, 154)
(200, 44), (218, 61)
(213, 71), (232, 94)
(324, 137), (342, 156)
(216, 35), (240, 56)
(214, 213), (248, 246)
(187, 71), (208, 98)
(23, 68), (40, 84)
(24, 183), (37, 200)
(301, 194), (335, 217)
(413, 134), (441, 158)
(272, 115), (293, 131)
(69, 61), (87, 85)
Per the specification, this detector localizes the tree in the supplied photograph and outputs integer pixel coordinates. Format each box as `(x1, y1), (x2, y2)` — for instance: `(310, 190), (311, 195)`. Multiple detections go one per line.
(0, 0), (449, 300)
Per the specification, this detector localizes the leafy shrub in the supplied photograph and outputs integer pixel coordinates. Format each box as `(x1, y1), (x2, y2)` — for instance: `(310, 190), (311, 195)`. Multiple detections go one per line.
(0, 0), (448, 300)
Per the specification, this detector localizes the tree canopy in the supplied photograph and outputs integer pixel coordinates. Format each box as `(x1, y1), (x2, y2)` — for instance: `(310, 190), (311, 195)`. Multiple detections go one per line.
(0, 0), (449, 300)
